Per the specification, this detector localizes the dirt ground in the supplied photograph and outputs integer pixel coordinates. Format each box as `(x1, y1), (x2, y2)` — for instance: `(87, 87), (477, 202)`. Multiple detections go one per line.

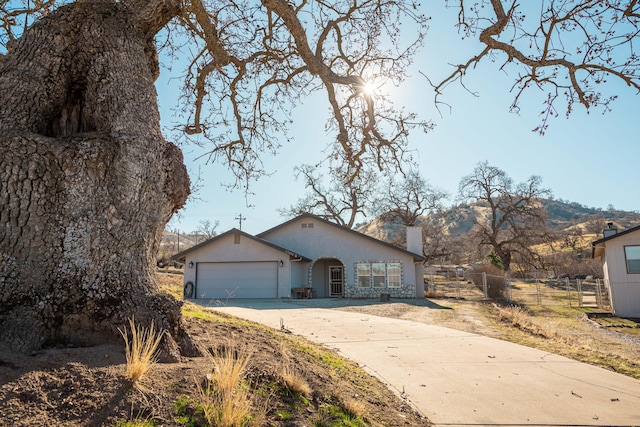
(333, 298), (497, 334)
(1, 274), (638, 426)
(0, 276), (428, 427)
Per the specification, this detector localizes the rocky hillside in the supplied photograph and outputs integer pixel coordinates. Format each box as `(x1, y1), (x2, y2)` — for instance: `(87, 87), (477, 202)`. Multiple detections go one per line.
(158, 231), (204, 261)
(356, 198), (640, 242)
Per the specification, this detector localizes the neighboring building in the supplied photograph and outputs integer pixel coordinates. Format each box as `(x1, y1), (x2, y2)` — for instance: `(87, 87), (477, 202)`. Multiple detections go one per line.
(592, 223), (640, 318)
(173, 213), (425, 300)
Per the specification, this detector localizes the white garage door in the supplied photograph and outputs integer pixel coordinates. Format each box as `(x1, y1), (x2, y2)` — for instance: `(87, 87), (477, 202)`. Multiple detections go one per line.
(196, 261), (278, 299)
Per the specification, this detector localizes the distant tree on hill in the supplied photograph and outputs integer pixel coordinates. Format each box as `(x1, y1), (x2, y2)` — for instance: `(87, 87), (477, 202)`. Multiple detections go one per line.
(585, 214), (607, 235)
(458, 161), (553, 273)
(560, 227), (584, 252)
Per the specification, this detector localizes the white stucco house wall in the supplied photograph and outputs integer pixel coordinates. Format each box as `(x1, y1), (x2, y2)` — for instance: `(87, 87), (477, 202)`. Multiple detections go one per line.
(592, 224), (640, 318)
(173, 213), (425, 300)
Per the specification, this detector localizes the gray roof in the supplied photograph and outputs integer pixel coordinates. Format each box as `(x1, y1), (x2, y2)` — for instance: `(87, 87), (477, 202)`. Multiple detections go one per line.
(172, 227), (311, 262)
(257, 212), (425, 262)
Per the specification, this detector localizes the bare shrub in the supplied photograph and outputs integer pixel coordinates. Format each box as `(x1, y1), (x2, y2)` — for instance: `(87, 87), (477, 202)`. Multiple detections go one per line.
(118, 318), (164, 386)
(468, 264), (507, 300)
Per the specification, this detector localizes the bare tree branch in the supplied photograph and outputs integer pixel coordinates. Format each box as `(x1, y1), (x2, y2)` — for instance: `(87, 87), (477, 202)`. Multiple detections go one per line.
(375, 170), (448, 227)
(279, 163), (377, 228)
(437, 0), (640, 133)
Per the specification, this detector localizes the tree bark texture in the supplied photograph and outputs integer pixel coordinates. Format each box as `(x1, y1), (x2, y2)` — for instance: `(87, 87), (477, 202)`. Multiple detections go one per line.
(0, 1), (196, 359)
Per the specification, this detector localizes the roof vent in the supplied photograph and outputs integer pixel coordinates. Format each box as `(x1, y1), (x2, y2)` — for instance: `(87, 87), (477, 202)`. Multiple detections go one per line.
(603, 222), (617, 238)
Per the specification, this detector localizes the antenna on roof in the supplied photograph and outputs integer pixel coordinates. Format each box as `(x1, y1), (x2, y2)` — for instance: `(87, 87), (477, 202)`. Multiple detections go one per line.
(235, 214), (246, 231)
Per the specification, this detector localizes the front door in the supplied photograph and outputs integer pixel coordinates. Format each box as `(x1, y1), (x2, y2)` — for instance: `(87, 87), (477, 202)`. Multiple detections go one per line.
(329, 266), (343, 297)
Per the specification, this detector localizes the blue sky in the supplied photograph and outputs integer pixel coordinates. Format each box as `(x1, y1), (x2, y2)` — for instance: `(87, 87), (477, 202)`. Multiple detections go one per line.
(157, 3), (640, 235)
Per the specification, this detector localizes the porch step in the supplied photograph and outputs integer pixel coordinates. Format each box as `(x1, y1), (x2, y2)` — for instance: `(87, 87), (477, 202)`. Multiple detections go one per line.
(581, 291), (599, 308)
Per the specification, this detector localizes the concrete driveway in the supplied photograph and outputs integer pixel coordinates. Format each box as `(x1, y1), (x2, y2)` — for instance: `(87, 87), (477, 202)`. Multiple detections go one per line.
(202, 298), (640, 427)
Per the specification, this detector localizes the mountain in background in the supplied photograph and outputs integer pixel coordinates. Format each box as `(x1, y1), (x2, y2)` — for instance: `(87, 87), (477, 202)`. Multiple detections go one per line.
(160, 198), (640, 262)
(356, 198), (640, 243)
(158, 232), (201, 263)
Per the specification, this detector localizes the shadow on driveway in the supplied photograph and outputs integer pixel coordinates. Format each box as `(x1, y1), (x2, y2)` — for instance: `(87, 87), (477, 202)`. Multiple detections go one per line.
(190, 297), (452, 311)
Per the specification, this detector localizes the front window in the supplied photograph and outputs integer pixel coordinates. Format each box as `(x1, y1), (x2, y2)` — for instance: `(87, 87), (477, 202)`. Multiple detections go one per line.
(357, 263), (371, 287)
(372, 263), (386, 288)
(625, 246), (640, 273)
(356, 261), (403, 288)
(387, 263), (401, 288)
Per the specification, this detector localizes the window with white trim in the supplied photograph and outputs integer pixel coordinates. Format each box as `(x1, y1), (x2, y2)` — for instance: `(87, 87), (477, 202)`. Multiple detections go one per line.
(372, 263), (386, 288)
(624, 246), (640, 273)
(387, 263), (401, 288)
(357, 263), (371, 287)
(356, 262), (403, 288)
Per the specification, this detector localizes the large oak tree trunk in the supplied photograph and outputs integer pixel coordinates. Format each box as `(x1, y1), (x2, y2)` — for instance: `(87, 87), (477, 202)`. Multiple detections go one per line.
(0, 0), (197, 359)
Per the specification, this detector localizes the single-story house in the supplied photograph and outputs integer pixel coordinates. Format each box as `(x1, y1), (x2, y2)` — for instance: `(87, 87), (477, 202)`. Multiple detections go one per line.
(592, 223), (640, 318)
(172, 213), (425, 300)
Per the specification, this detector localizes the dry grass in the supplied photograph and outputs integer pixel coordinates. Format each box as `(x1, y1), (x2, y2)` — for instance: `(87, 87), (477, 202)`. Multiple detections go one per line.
(279, 364), (312, 397)
(277, 339), (312, 397)
(341, 396), (368, 419)
(424, 289), (439, 299)
(209, 347), (250, 393)
(314, 399), (367, 426)
(0, 271), (430, 427)
(495, 305), (528, 327)
(485, 303), (640, 378)
(196, 347), (263, 427)
(118, 318), (164, 386)
(494, 304), (557, 339)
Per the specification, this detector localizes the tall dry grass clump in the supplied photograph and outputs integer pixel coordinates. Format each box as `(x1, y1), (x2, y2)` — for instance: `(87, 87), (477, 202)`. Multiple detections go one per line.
(341, 396), (367, 420)
(277, 339), (312, 398)
(118, 317), (164, 385)
(495, 304), (557, 339)
(496, 305), (529, 328)
(280, 364), (312, 397)
(197, 347), (263, 427)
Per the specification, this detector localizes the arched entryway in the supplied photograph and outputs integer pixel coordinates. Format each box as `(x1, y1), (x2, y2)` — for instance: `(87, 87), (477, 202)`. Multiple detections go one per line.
(310, 258), (345, 298)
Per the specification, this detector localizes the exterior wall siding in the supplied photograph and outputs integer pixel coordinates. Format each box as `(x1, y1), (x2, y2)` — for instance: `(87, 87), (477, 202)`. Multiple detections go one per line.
(261, 218), (422, 298)
(182, 233), (292, 298)
(602, 231), (640, 318)
(606, 280), (640, 317)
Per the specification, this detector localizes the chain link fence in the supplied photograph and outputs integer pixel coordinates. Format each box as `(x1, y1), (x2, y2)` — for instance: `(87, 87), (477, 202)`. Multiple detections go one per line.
(424, 270), (611, 310)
